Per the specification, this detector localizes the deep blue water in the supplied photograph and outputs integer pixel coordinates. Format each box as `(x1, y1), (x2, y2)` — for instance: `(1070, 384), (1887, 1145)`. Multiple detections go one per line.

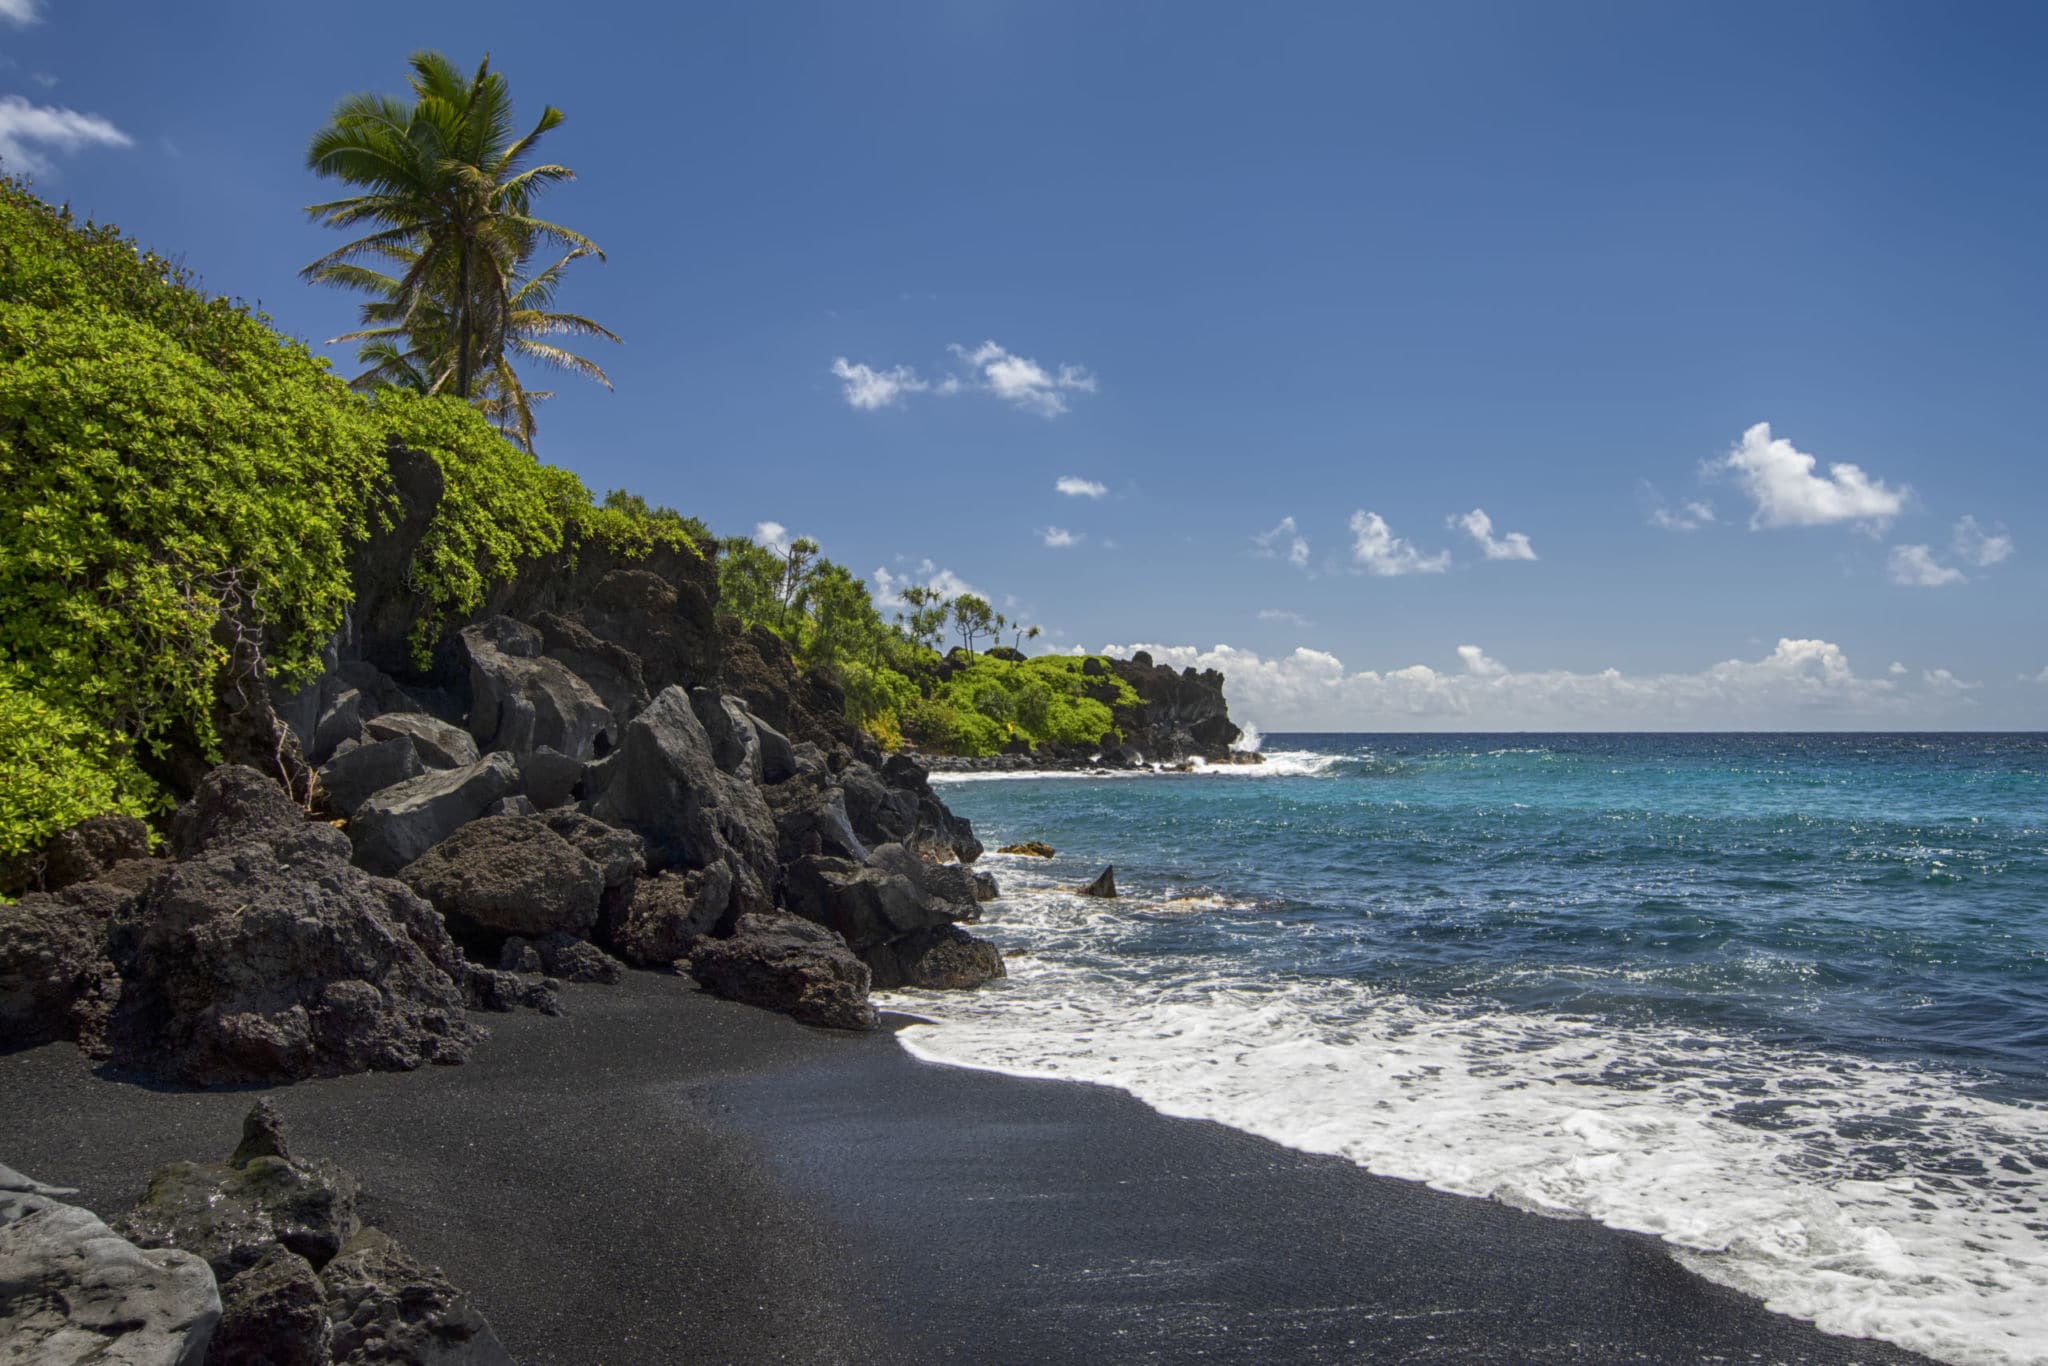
(895, 734), (2048, 1363)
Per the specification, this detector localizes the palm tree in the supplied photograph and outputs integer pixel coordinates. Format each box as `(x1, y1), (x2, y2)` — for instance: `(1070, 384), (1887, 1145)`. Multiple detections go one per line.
(321, 242), (618, 451)
(301, 51), (613, 431)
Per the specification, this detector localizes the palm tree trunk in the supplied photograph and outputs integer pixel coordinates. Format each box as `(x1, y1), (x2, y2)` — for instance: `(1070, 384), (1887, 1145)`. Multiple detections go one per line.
(456, 235), (475, 400)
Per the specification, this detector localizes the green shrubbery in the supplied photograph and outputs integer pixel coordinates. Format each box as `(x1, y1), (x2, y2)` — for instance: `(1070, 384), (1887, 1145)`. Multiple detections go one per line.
(906, 655), (1135, 755)
(0, 178), (701, 867)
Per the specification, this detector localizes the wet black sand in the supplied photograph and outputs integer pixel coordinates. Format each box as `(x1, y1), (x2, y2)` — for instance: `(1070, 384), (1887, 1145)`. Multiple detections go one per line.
(0, 973), (1932, 1363)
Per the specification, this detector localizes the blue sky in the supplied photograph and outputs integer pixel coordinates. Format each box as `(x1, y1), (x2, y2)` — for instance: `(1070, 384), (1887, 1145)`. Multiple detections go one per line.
(4, 0), (2044, 729)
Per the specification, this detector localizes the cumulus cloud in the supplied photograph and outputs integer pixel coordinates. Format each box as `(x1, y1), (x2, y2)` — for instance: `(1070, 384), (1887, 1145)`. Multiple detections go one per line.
(0, 95), (131, 175)
(949, 340), (1096, 416)
(753, 521), (813, 557)
(1055, 476), (1107, 499)
(1952, 515), (2013, 568)
(1257, 608), (1313, 627)
(0, 0), (40, 25)
(1253, 516), (1310, 569)
(1649, 499), (1716, 532)
(1349, 511), (1450, 576)
(1889, 662), (1908, 676)
(1040, 527), (1081, 548)
(1720, 422), (1908, 530)
(872, 558), (981, 609)
(1888, 544), (1966, 588)
(1094, 638), (1974, 731)
(829, 358), (927, 410)
(1451, 508), (1537, 561)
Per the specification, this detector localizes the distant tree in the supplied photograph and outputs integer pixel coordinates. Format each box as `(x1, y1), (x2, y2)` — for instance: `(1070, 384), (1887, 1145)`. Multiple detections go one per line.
(895, 584), (950, 653)
(1012, 622), (1041, 651)
(952, 593), (997, 656)
(775, 536), (819, 631)
(716, 535), (784, 629)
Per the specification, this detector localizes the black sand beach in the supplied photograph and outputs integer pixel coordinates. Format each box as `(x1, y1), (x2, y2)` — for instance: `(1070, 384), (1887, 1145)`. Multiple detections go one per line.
(0, 973), (1931, 1364)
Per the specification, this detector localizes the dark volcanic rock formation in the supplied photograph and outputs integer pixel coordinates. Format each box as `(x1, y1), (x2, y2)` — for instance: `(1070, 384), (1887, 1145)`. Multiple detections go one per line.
(687, 912), (877, 1031)
(863, 924), (1008, 991)
(1106, 651), (1242, 762)
(103, 766), (482, 1084)
(347, 751), (520, 876)
(398, 814), (606, 941)
(1079, 866), (1118, 898)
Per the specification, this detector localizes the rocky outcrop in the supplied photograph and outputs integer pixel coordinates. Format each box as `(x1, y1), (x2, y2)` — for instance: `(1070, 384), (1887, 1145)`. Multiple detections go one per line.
(999, 841), (1055, 857)
(687, 913), (876, 1031)
(323, 1226), (513, 1365)
(1079, 866), (1118, 898)
(0, 1168), (220, 1366)
(1104, 651), (1242, 762)
(211, 1245), (330, 1366)
(0, 876), (129, 1050)
(316, 734), (426, 816)
(103, 766), (482, 1085)
(363, 712), (480, 770)
(839, 757), (982, 865)
(117, 1129), (361, 1280)
(781, 847), (958, 952)
(347, 752), (519, 876)
(460, 615), (616, 762)
(864, 924), (1007, 991)
(398, 815), (605, 941)
(0, 812), (151, 899)
(613, 868), (732, 968)
(499, 932), (625, 984)
(585, 686), (775, 912)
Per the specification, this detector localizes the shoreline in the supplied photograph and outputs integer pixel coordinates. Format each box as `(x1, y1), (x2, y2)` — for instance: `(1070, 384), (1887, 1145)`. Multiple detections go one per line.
(0, 972), (1933, 1364)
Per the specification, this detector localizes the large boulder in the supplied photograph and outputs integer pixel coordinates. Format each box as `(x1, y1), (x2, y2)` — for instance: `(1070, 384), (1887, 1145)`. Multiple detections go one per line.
(687, 913), (876, 1031)
(363, 712), (480, 771)
(118, 1147), (361, 1281)
(585, 687), (776, 906)
(780, 847), (961, 952)
(691, 687), (763, 783)
(863, 924), (1007, 991)
(211, 1245), (330, 1366)
(0, 812), (150, 898)
(398, 816), (604, 941)
(316, 735), (426, 816)
(613, 867), (732, 968)
(839, 758), (982, 865)
(459, 616), (615, 762)
(766, 769), (869, 867)
(347, 752), (519, 876)
(0, 887), (123, 1050)
(0, 1189), (219, 1366)
(103, 769), (482, 1085)
(532, 610), (651, 725)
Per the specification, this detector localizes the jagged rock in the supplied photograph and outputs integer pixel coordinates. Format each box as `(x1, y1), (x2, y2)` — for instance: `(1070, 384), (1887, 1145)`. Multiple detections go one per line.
(867, 843), (979, 920)
(347, 753), (519, 877)
(998, 841), (1056, 858)
(363, 713), (480, 771)
(767, 770), (870, 866)
(2, 812), (151, 897)
(484, 794), (538, 819)
(499, 932), (624, 985)
(1100, 744), (1143, 769)
(105, 773), (481, 1083)
(531, 610), (650, 723)
(399, 816), (604, 941)
(1079, 866), (1117, 898)
(839, 757), (982, 864)
(690, 687), (763, 782)
(463, 966), (561, 1016)
(119, 1151), (360, 1279)
(754, 713), (797, 784)
(312, 688), (366, 766)
(316, 735), (425, 817)
(864, 924), (1007, 990)
(0, 891), (119, 1050)
(614, 867), (732, 968)
(585, 687), (777, 911)
(517, 744), (585, 810)
(169, 764), (314, 860)
(1107, 654), (1242, 762)
(460, 616), (615, 762)
(781, 846), (965, 951)
(539, 810), (645, 889)
(973, 871), (1000, 902)
(0, 1197), (220, 1366)
(322, 1227), (512, 1366)
(212, 1245), (330, 1366)
(688, 913), (876, 1031)
(231, 1100), (292, 1167)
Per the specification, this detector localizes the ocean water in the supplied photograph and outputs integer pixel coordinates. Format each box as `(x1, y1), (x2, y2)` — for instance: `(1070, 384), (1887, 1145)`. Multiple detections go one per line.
(884, 734), (2048, 1366)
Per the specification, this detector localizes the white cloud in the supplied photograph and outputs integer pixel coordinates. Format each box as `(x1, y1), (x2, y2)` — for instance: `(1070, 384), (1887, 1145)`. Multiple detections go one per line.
(1888, 544), (1966, 588)
(1649, 499), (1716, 532)
(1456, 645), (1506, 677)
(872, 559), (982, 609)
(1055, 476), (1107, 499)
(949, 340), (1095, 416)
(1040, 527), (1081, 548)
(1093, 637), (1980, 731)
(829, 358), (928, 410)
(1952, 515), (2013, 568)
(753, 521), (815, 557)
(1720, 422), (1908, 530)
(1349, 511), (1450, 576)
(1253, 516), (1310, 569)
(1451, 508), (1537, 561)
(1257, 608), (1313, 627)
(0, 95), (131, 175)
(0, 0), (40, 26)
(1889, 662), (1908, 676)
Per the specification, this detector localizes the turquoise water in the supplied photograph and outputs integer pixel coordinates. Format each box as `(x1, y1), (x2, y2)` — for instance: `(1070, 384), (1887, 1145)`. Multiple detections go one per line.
(888, 734), (2048, 1366)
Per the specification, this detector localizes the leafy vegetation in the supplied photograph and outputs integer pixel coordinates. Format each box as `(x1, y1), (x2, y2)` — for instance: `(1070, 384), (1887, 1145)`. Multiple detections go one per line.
(0, 177), (692, 868)
(303, 50), (615, 452)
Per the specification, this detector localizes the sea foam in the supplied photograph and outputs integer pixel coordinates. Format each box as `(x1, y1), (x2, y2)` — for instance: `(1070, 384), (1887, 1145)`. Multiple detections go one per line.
(883, 864), (2048, 1366)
